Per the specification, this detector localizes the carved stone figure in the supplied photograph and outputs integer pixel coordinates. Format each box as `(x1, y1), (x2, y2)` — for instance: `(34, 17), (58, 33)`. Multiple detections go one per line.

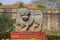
(31, 10), (43, 32)
(15, 8), (43, 32)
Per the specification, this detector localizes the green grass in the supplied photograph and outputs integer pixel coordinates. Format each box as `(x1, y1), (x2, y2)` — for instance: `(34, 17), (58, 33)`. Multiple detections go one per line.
(43, 29), (60, 36)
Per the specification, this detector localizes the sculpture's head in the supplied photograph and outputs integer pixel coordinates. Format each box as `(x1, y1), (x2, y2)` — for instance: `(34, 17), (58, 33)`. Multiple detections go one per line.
(20, 8), (31, 21)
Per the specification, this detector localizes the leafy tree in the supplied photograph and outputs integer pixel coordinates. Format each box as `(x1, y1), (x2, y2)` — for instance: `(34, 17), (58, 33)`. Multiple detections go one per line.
(0, 13), (15, 32)
(0, 3), (2, 6)
(47, 0), (57, 2)
(31, 0), (47, 4)
(37, 4), (47, 8)
(18, 2), (24, 8)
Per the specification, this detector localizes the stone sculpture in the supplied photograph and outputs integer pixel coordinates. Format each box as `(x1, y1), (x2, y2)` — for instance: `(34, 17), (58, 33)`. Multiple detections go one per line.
(15, 8), (43, 32)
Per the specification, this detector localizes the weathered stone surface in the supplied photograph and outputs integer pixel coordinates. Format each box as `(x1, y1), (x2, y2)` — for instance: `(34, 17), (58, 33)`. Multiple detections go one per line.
(15, 8), (43, 32)
(14, 8), (60, 32)
(43, 14), (60, 31)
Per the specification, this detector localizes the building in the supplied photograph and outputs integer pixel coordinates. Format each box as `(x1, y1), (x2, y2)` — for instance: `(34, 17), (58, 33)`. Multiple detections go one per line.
(0, 3), (37, 19)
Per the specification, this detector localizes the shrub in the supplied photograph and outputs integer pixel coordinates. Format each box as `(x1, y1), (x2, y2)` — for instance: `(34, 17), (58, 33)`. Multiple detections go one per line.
(0, 13), (15, 32)
(37, 4), (47, 8)
(19, 2), (24, 8)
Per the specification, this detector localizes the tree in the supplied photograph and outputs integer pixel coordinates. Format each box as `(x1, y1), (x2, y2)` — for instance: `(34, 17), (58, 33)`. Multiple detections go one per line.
(56, 0), (60, 8)
(19, 2), (24, 8)
(0, 3), (2, 6)
(37, 4), (47, 8)
(47, 0), (57, 2)
(0, 13), (15, 32)
(32, 0), (57, 3)
(31, 0), (57, 8)
(17, 1), (24, 8)
(31, 0), (47, 4)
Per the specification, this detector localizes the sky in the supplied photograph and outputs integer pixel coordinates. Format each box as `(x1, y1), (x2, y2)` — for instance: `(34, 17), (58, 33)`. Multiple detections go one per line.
(0, 0), (32, 5)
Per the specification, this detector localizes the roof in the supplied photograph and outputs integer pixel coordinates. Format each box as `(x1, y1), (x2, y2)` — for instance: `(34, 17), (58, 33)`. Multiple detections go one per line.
(0, 3), (37, 9)
(24, 4), (37, 8)
(0, 3), (20, 9)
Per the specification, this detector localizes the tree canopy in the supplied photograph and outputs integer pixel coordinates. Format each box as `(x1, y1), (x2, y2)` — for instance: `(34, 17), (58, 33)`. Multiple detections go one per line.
(18, 1), (24, 8)
(48, 0), (57, 2)
(37, 4), (47, 8)
(0, 3), (2, 6)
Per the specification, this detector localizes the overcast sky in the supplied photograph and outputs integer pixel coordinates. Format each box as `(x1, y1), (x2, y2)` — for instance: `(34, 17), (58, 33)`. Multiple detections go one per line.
(0, 0), (32, 5)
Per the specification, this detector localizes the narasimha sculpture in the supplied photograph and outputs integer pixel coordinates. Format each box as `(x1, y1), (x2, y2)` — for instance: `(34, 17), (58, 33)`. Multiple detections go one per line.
(15, 8), (43, 32)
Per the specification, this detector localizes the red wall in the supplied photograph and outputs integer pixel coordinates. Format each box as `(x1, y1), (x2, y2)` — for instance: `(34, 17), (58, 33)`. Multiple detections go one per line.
(10, 32), (46, 40)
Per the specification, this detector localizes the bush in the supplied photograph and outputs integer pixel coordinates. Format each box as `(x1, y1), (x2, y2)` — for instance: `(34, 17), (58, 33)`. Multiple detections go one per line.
(0, 13), (15, 32)
(0, 3), (2, 6)
(19, 2), (24, 8)
(37, 4), (47, 8)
